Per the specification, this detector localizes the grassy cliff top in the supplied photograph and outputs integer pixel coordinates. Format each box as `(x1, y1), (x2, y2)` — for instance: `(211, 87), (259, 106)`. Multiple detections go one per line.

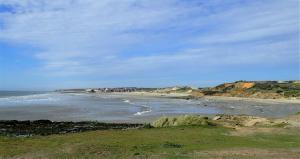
(1, 114), (300, 158)
(196, 81), (300, 99)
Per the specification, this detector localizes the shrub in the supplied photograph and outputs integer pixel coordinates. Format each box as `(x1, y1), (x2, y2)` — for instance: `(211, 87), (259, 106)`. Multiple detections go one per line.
(151, 115), (214, 127)
(284, 90), (300, 97)
(143, 123), (153, 129)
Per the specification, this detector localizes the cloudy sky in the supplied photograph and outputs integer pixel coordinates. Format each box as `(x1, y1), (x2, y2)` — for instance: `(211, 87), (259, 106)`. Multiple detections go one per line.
(0, 0), (299, 90)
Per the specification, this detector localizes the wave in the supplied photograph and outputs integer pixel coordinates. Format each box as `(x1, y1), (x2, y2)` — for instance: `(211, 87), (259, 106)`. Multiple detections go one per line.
(122, 99), (135, 104)
(121, 99), (152, 116)
(68, 93), (90, 96)
(123, 99), (131, 103)
(134, 105), (152, 116)
(0, 93), (58, 103)
(134, 110), (152, 116)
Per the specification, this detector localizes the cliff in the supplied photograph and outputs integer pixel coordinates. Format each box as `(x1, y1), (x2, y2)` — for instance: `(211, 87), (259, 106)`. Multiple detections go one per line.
(196, 81), (300, 99)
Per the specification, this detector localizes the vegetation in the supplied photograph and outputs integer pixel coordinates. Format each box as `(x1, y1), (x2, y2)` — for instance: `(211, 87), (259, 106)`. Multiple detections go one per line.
(1, 114), (300, 158)
(197, 81), (300, 99)
(174, 86), (193, 93)
(151, 115), (214, 127)
(0, 126), (299, 159)
(283, 90), (300, 97)
(0, 120), (142, 136)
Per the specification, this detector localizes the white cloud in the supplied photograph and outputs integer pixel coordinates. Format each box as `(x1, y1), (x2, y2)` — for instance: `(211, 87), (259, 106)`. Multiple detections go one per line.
(0, 0), (298, 79)
(194, 0), (299, 44)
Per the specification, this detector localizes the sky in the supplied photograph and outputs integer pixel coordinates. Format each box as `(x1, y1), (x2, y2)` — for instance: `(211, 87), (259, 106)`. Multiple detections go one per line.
(0, 0), (299, 90)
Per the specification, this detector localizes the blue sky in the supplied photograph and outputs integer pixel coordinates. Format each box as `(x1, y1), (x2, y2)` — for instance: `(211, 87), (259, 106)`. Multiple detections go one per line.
(0, 0), (299, 90)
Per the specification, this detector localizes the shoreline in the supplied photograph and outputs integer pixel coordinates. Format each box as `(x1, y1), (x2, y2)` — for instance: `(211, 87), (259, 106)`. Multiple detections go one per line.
(1, 112), (299, 136)
(1, 91), (299, 123)
(103, 91), (300, 104)
(202, 96), (300, 104)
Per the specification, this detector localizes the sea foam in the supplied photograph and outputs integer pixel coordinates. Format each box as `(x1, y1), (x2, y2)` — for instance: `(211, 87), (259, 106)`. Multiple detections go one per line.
(134, 105), (152, 116)
(0, 93), (58, 104)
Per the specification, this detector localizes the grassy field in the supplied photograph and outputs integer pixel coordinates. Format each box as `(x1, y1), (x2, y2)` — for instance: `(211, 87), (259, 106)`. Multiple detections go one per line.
(1, 125), (300, 159)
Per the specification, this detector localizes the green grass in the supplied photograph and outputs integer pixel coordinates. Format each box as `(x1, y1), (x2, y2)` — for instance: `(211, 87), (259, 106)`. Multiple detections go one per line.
(0, 126), (299, 159)
(151, 115), (214, 127)
(284, 90), (300, 97)
(248, 83), (300, 97)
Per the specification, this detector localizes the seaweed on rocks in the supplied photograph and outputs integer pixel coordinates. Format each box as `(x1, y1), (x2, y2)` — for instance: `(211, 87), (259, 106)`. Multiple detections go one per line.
(0, 120), (144, 136)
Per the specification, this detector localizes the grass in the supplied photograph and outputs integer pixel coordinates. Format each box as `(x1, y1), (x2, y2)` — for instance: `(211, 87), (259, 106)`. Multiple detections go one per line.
(201, 81), (300, 98)
(249, 83), (300, 98)
(151, 115), (214, 127)
(284, 90), (300, 97)
(0, 126), (300, 159)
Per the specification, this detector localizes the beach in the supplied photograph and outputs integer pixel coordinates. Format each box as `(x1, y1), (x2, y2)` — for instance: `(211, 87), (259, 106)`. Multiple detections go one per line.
(0, 91), (300, 122)
(1, 91), (300, 158)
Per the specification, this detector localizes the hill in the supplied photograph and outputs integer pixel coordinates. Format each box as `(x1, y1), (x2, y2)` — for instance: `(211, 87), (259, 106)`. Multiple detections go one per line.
(194, 81), (300, 99)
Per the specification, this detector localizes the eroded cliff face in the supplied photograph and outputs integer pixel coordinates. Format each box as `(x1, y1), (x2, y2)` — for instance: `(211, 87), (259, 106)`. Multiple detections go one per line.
(193, 81), (300, 99)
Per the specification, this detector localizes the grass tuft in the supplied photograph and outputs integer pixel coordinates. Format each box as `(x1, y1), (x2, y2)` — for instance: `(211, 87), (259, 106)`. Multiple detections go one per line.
(151, 115), (214, 127)
(162, 142), (183, 148)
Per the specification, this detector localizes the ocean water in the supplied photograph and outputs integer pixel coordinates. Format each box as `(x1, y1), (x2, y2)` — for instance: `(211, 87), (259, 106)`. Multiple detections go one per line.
(0, 91), (299, 122)
(0, 91), (47, 98)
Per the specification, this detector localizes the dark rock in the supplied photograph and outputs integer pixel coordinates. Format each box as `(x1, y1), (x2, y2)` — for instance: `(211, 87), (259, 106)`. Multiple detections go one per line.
(0, 120), (144, 136)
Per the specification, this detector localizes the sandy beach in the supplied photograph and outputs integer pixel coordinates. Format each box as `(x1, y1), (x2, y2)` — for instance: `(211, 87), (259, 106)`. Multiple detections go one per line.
(202, 96), (300, 104)
(108, 91), (300, 104)
(1, 91), (300, 122)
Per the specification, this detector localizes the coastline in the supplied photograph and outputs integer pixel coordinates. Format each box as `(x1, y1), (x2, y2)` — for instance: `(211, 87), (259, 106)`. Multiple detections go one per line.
(1, 91), (299, 123)
(202, 96), (300, 104)
(105, 91), (300, 104)
(106, 91), (190, 98)
(2, 112), (299, 137)
(1, 91), (300, 158)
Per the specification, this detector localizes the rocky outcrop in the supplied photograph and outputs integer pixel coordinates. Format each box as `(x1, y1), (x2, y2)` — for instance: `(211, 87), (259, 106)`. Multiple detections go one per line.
(151, 114), (300, 129)
(0, 120), (143, 136)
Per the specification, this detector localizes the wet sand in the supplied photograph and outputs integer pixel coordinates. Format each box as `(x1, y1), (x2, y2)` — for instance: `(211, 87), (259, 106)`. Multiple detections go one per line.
(202, 96), (300, 104)
(113, 91), (300, 104)
(0, 92), (300, 123)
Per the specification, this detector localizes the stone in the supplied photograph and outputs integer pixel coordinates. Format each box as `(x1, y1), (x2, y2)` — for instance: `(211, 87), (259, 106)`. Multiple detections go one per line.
(213, 116), (222, 120)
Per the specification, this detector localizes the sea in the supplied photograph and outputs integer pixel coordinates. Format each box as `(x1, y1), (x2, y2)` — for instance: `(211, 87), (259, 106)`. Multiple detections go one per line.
(0, 91), (299, 122)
